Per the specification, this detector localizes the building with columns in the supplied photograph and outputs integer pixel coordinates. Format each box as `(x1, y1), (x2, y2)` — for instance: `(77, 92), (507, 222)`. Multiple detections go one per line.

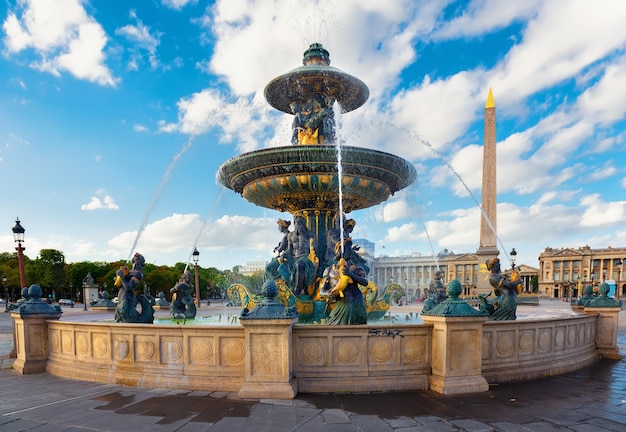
(538, 246), (625, 301)
(370, 251), (537, 301)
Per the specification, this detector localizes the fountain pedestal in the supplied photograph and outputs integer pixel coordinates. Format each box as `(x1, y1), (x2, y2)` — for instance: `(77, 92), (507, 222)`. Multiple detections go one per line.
(238, 317), (299, 399)
(11, 285), (62, 374)
(421, 315), (489, 394)
(584, 306), (622, 360)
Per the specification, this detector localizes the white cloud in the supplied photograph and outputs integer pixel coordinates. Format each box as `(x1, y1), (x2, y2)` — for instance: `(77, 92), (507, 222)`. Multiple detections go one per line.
(81, 191), (119, 211)
(161, 0), (197, 10)
(384, 223), (420, 243)
(579, 194), (626, 227)
(107, 213), (277, 261)
(115, 12), (161, 70)
(2, 0), (117, 86)
(379, 199), (413, 223)
(433, 0), (541, 40)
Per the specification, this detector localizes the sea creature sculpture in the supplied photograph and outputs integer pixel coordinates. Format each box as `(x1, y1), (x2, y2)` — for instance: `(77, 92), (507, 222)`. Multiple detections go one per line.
(114, 253), (154, 324)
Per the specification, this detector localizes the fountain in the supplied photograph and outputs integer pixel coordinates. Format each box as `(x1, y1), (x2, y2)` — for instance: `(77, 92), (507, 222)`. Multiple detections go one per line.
(10, 43), (621, 399)
(218, 43), (416, 322)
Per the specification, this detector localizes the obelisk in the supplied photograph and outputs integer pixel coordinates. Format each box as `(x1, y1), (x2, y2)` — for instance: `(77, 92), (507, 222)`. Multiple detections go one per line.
(476, 88), (499, 295)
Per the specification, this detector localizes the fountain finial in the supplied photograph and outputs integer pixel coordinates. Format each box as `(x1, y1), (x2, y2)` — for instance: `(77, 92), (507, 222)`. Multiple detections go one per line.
(303, 43), (330, 66)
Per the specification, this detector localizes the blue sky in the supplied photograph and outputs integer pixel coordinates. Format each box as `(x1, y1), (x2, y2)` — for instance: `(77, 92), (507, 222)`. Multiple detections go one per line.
(1, 0), (625, 271)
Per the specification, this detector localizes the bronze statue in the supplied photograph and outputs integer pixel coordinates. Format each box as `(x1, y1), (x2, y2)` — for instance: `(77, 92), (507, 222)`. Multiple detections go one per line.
(265, 219), (291, 281)
(114, 253), (154, 323)
(422, 270), (446, 312)
(322, 261), (368, 325)
(169, 270), (197, 319)
(278, 215), (318, 296)
(485, 258), (521, 320)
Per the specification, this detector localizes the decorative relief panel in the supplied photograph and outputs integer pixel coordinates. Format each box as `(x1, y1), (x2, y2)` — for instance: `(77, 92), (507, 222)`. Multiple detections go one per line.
(554, 326), (565, 351)
(298, 337), (328, 367)
(335, 338), (360, 364)
(518, 330), (534, 355)
(401, 336), (426, 364)
(75, 331), (90, 357)
(188, 336), (215, 365)
(495, 331), (515, 357)
(92, 333), (110, 359)
(567, 325), (577, 347)
(538, 328), (551, 352)
(219, 337), (245, 366)
(369, 338), (393, 363)
(112, 334), (131, 360)
(49, 329), (60, 354)
(135, 335), (157, 362)
(61, 330), (74, 355)
(160, 336), (183, 364)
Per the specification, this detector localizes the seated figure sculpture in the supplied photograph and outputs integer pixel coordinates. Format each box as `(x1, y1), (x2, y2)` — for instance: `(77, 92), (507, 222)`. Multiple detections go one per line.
(291, 97), (335, 144)
(277, 215), (318, 296)
(114, 253), (154, 323)
(421, 270), (446, 312)
(320, 260), (368, 325)
(485, 258), (522, 321)
(265, 218), (291, 281)
(170, 270), (197, 319)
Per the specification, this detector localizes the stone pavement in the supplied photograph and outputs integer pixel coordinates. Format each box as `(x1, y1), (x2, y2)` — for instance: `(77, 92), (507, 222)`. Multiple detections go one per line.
(1, 302), (625, 431)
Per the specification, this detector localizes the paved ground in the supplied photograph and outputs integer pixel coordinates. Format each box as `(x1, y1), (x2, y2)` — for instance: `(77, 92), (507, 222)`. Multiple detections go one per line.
(1, 300), (625, 431)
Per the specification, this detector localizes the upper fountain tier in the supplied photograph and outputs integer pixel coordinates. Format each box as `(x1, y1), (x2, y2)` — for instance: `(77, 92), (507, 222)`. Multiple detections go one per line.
(217, 43), (416, 214)
(264, 43), (369, 114)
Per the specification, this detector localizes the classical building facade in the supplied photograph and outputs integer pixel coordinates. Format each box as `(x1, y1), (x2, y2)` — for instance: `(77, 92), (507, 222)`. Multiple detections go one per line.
(370, 252), (538, 301)
(538, 246), (625, 301)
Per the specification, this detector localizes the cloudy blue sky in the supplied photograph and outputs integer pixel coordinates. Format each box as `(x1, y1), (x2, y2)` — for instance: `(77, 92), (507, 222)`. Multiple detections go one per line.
(1, 0), (625, 271)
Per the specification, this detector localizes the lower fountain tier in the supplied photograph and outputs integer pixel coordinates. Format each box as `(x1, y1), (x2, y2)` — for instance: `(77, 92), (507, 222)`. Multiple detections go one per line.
(217, 145), (417, 213)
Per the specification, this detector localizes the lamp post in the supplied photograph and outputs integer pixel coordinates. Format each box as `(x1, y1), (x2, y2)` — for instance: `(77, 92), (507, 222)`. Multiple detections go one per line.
(509, 248), (517, 270)
(12, 218), (26, 291)
(602, 262), (607, 283)
(2, 274), (7, 312)
(616, 258), (622, 301)
(192, 248), (200, 307)
(83, 281), (87, 311)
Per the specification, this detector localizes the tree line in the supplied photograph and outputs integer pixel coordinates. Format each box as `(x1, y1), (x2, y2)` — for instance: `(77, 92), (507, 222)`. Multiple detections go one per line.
(0, 249), (264, 303)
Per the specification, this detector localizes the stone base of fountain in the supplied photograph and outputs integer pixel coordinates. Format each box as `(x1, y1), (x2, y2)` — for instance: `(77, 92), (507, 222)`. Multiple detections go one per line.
(9, 303), (621, 398)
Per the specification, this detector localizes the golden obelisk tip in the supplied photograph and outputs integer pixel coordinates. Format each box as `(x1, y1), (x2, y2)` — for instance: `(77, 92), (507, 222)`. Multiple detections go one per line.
(485, 87), (495, 109)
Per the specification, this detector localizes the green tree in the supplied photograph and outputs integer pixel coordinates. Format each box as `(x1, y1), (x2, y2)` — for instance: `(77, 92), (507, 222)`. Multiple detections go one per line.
(144, 265), (179, 299)
(530, 274), (539, 293)
(35, 249), (66, 298)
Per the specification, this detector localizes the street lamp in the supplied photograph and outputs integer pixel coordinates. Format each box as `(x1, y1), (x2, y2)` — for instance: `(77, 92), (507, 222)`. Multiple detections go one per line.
(509, 248), (517, 270)
(192, 248), (200, 307)
(12, 218), (26, 290)
(616, 258), (622, 301)
(83, 281), (87, 311)
(602, 262), (607, 283)
(2, 274), (7, 312)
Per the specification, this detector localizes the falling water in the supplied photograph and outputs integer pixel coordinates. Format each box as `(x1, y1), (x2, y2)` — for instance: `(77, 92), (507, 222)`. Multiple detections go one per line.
(333, 100), (345, 255)
(423, 225), (440, 270)
(183, 186), (226, 274)
(127, 138), (195, 263)
(388, 124), (512, 266)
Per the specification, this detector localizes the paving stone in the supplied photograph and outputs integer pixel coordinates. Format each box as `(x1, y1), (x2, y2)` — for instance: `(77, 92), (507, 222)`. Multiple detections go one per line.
(450, 418), (494, 431)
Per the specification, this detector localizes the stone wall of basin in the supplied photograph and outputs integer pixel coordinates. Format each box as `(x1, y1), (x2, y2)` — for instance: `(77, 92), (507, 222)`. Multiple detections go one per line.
(293, 324), (432, 393)
(30, 311), (617, 397)
(481, 315), (599, 383)
(45, 322), (246, 392)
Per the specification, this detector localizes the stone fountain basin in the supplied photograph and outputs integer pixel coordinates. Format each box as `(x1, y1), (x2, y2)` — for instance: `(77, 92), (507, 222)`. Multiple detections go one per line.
(217, 145), (417, 213)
